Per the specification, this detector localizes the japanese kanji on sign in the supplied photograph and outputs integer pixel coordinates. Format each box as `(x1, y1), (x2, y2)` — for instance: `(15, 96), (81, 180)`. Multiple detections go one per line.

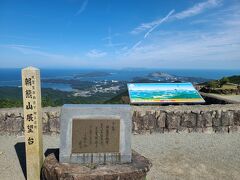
(22, 67), (43, 180)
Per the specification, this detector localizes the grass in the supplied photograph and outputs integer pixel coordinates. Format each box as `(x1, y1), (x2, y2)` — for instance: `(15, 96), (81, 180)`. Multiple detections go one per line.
(215, 84), (238, 90)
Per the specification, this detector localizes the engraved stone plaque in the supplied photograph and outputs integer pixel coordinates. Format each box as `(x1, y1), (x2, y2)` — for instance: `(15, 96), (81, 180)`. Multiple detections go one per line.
(60, 104), (132, 164)
(72, 119), (120, 153)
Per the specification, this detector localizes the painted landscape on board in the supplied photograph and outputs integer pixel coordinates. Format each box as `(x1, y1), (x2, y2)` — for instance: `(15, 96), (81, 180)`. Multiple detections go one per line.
(128, 83), (205, 104)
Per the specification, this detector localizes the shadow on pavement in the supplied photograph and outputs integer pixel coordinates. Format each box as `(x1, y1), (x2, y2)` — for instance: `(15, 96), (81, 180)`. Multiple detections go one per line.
(14, 142), (26, 179)
(14, 143), (59, 180)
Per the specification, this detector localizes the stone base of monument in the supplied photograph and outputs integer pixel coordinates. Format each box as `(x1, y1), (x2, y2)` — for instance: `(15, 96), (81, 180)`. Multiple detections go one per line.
(41, 151), (152, 180)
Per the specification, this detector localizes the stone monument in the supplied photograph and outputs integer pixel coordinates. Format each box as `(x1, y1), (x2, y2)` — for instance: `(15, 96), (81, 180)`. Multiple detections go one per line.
(22, 67), (43, 180)
(42, 104), (152, 180)
(59, 104), (132, 164)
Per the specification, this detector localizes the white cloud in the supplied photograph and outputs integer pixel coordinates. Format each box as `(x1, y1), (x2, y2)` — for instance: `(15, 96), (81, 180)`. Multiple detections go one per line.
(86, 49), (107, 58)
(144, 10), (175, 39)
(128, 0), (224, 61)
(1, 44), (65, 59)
(118, 5), (240, 69)
(0, 44), (88, 68)
(131, 0), (221, 35)
(75, 0), (88, 16)
(174, 0), (221, 19)
(132, 40), (142, 50)
(130, 10), (174, 50)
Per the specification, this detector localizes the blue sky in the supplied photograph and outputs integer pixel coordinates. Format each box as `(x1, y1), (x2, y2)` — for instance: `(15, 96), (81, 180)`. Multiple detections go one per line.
(0, 0), (240, 69)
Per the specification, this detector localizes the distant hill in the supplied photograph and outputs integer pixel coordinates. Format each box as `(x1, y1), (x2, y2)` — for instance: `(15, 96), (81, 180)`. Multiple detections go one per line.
(148, 72), (175, 79)
(105, 90), (129, 104)
(199, 75), (240, 95)
(0, 86), (117, 108)
(226, 75), (240, 84)
(74, 71), (111, 78)
(135, 71), (210, 84)
(1, 72), (239, 108)
(200, 75), (240, 86)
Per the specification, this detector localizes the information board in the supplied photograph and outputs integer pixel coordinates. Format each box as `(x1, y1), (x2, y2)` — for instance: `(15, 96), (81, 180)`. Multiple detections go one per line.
(127, 83), (205, 104)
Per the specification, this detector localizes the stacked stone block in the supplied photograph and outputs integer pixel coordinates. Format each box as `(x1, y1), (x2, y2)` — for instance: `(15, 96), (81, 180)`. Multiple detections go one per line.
(0, 104), (240, 135)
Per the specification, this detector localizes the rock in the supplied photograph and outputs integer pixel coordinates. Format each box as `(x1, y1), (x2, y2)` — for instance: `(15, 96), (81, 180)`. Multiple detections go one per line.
(143, 114), (157, 132)
(202, 127), (214, 134)
(157, 112), (166, 128)
(212, 110), (222, 127)
(197, 112), (205, 128)
(5, 113), (23, 135)
(48, 111), (60, 133)
(166, 112), (181, 130)
(181, 113), (197, 128)
(202, 112), (213, 127)
(222, 111), (234, 126)
(233, 110), (240, 126)
(14, 115), (24, 134)
(42, 112), (49, 123)
(1, 105), (240, 135)
(142, 113), (157, 132)
(0, 113), (5, 132)
(132, 111), (143, 133)
(41, 151), (152, 180)
(42, 112), (50, 133)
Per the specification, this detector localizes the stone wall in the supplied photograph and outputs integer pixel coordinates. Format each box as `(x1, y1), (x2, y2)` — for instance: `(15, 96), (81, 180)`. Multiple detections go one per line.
(0, 107), (60, 135)
(132, 104), (240, 134)
(0, 104), (240, 135)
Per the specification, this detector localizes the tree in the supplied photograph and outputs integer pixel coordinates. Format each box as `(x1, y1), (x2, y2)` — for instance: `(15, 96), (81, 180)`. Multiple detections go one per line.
(208, 81), (218, 88)
(219, 77), (230, 87)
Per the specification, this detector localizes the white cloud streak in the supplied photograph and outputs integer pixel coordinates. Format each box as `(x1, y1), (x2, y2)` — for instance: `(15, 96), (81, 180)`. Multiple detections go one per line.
(131, 10), (174, 50)
(86, 49), (107, 58)
(75, 0), (88, 16)
(0, 44), (80, 68)
(132, 40), (142, 49)
(103, 28), (124, 48)
(131, 0), (221, 35)
(144, 10), (175, 39)
(1, 44), (65, 59)
(174, 0), (220, 19)
(116, 3), (240, 69)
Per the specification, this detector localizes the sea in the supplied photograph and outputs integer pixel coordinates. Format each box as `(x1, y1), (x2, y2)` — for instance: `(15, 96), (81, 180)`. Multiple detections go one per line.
(0, 68), (240, 92)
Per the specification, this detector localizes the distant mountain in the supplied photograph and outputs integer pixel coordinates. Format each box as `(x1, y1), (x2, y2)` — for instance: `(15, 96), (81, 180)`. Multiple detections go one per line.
(74, 71), (111, 78)
(131, 77), (162, 83)
(105, 90), (129, 104)
(133, 71), (211, 84)
(226, 75), (240, 84)
(200, 75), (240, 86)
(148, 72), (175, 79)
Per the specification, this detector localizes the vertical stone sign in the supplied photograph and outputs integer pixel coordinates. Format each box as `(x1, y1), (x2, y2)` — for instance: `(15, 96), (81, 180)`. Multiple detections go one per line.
(22, 67), (43, 180)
